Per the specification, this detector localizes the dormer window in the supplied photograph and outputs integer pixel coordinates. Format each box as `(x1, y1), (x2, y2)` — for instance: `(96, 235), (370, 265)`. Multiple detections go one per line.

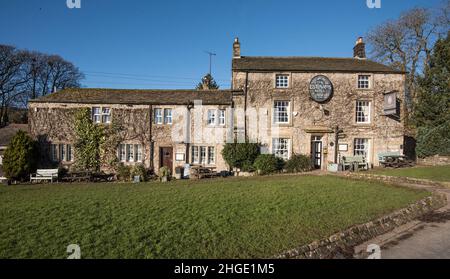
(275, 74), (289, 88)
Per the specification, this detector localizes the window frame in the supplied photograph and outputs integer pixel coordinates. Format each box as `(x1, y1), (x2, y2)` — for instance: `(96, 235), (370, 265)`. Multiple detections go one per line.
(354, 138), (370, 160)
(154, 108), (163, 125)
(273, 101), (290, 124)
(355, 100), (371, 124)
(101, 107), (111, 124)
(272, 138), (290, 160)
(92, 107), (101, 124)
(275, 74), (290, 89)
(164, 108), (172, 125)
(119, 144), (143, 163)
(357, 75), (371, 89)
(218, 109), (226, 126)
(191, 145), (216, 165)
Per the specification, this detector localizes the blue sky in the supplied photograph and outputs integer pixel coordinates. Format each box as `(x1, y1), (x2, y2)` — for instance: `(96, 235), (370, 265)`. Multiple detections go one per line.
(0, 0), (444, 89)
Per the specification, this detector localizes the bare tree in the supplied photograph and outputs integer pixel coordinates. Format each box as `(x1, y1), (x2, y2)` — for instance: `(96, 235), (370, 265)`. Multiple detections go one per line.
(0, 45), (84, 125)
(0, 45), (30, 127)
(366, 2), (450, 114)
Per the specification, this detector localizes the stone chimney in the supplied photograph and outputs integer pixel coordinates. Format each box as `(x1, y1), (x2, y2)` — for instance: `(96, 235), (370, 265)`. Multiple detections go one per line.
(233, 37), (241, 58)
(353, 37), (366, 59)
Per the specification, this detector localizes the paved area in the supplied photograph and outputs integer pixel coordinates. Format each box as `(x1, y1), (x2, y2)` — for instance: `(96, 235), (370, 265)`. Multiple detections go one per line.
(357, 185), (450, 259)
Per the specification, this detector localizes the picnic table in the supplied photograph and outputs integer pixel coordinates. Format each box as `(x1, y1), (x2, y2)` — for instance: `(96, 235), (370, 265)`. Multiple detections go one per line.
(189, 165), (218, 179)
(380, 154), (415, 168)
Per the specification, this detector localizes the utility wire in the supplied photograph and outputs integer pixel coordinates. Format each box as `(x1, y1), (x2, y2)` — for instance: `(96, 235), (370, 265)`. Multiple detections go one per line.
(83, 70), (230, 82)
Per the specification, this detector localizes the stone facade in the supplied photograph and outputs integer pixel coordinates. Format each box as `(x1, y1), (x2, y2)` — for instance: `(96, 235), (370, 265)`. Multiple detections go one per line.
(28, 101), (233, 174)
(231, 38), (407, 170)
(28, 37), (408, 174)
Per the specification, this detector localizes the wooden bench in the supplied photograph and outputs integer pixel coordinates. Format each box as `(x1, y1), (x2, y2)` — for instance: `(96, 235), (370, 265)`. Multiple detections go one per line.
(30, 169), (59, 183)
(342, 155), (368, 171)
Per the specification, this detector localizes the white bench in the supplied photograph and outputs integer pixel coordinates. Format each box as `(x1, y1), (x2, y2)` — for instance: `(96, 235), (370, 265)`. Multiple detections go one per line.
(30, 169), (59, 183)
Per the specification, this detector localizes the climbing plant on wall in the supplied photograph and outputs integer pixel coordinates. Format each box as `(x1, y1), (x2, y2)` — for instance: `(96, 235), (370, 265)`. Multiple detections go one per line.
(73, 108), (105, 172)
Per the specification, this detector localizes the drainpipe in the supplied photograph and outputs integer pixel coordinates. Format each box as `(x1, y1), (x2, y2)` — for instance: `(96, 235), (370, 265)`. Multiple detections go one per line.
(185, 103), (193, 164)
(244, 71), (248, 141)
(149, 105), (154, 171)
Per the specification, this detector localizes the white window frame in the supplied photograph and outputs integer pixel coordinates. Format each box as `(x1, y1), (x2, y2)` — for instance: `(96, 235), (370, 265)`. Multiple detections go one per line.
(207, 110), (216, 126)
(218, 110), (226, 126)
(356, 100), (371, 124)
(154, 108), (163, 124)
(102, 107), (111, 124)
(51, 144), (58, 162)
(67, 145), (73, 162)
(358, 75), (371, 89)
(275, 74), (289, 89)
(191, 146), (199, 164)
(191, 146), (216, 165)
(272, 138), (290, 160)
(273, 101), (290, 124)
(51, 143), (73, 162)
(164, 108), (172, 125)
(92, 107), (101, 124)
(354, 138), (370, 160)
(208, 147), (215, 164)
(120, 144), (143, 163)
(136, 145), (143, 162)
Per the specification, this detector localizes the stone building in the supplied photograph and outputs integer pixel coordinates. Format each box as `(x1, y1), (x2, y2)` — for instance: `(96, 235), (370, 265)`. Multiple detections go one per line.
(28, 37), (407, 173)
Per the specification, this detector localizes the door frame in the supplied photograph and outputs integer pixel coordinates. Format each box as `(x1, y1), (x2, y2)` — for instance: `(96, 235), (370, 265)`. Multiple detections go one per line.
(311, 135), (323, 170)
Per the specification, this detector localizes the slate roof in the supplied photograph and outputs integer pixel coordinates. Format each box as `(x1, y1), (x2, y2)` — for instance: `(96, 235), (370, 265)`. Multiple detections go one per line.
(29, 88), (238, 105)
(232, 56), (405, 73)
(0, 124), (29, 147)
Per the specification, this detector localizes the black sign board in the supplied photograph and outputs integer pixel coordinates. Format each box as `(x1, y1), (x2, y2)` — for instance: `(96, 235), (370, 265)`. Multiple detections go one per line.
(310, 75), (333, 103)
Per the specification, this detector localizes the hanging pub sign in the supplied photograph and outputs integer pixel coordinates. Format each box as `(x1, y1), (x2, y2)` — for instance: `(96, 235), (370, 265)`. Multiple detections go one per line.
(309, 75), (333, 103)
(383, 91), (399, 116)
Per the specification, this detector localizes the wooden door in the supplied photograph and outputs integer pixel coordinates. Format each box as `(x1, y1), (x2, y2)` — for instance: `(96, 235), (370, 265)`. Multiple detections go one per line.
(160, 147), (173, 171)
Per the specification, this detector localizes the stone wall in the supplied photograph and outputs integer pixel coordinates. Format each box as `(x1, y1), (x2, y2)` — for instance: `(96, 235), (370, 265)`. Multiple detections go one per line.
(232, 71), (407, 168)
(275, 193), (447, 259)
(418, 155), (450, 166)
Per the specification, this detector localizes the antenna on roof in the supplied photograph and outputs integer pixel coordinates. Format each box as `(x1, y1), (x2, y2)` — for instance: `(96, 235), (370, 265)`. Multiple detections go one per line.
(204, 51), (216, 75)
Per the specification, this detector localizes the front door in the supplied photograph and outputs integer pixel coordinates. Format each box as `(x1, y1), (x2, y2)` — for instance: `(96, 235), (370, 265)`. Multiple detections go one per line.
(160, 147), (173, 171)
(311, 136), (323, 169)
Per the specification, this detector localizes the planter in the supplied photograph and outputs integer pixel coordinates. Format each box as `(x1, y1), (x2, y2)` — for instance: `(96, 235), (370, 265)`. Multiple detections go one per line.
(161, 176), (168, 183)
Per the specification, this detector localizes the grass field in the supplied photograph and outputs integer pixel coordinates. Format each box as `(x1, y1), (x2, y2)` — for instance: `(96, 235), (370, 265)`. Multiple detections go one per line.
(0, 175), (428, 259)
(371, 165), (450, 182)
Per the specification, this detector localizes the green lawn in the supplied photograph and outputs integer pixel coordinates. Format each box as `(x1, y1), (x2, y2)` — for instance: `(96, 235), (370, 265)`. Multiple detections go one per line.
(371, 165), (450, 182)
(0, 175), (428, 259)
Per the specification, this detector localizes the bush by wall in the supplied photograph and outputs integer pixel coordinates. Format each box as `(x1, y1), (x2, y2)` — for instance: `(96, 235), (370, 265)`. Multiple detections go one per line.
(117, 163), (131, 182)
(2, 130), (38, 181)
(253, 154), (284, 175)
(221, 142), (260, 171)
(416, 122), (450, 158)
(284, 154), (312, 173)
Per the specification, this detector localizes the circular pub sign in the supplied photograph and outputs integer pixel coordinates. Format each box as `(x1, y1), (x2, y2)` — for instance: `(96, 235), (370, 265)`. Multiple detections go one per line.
(309, 75), (333, 103)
